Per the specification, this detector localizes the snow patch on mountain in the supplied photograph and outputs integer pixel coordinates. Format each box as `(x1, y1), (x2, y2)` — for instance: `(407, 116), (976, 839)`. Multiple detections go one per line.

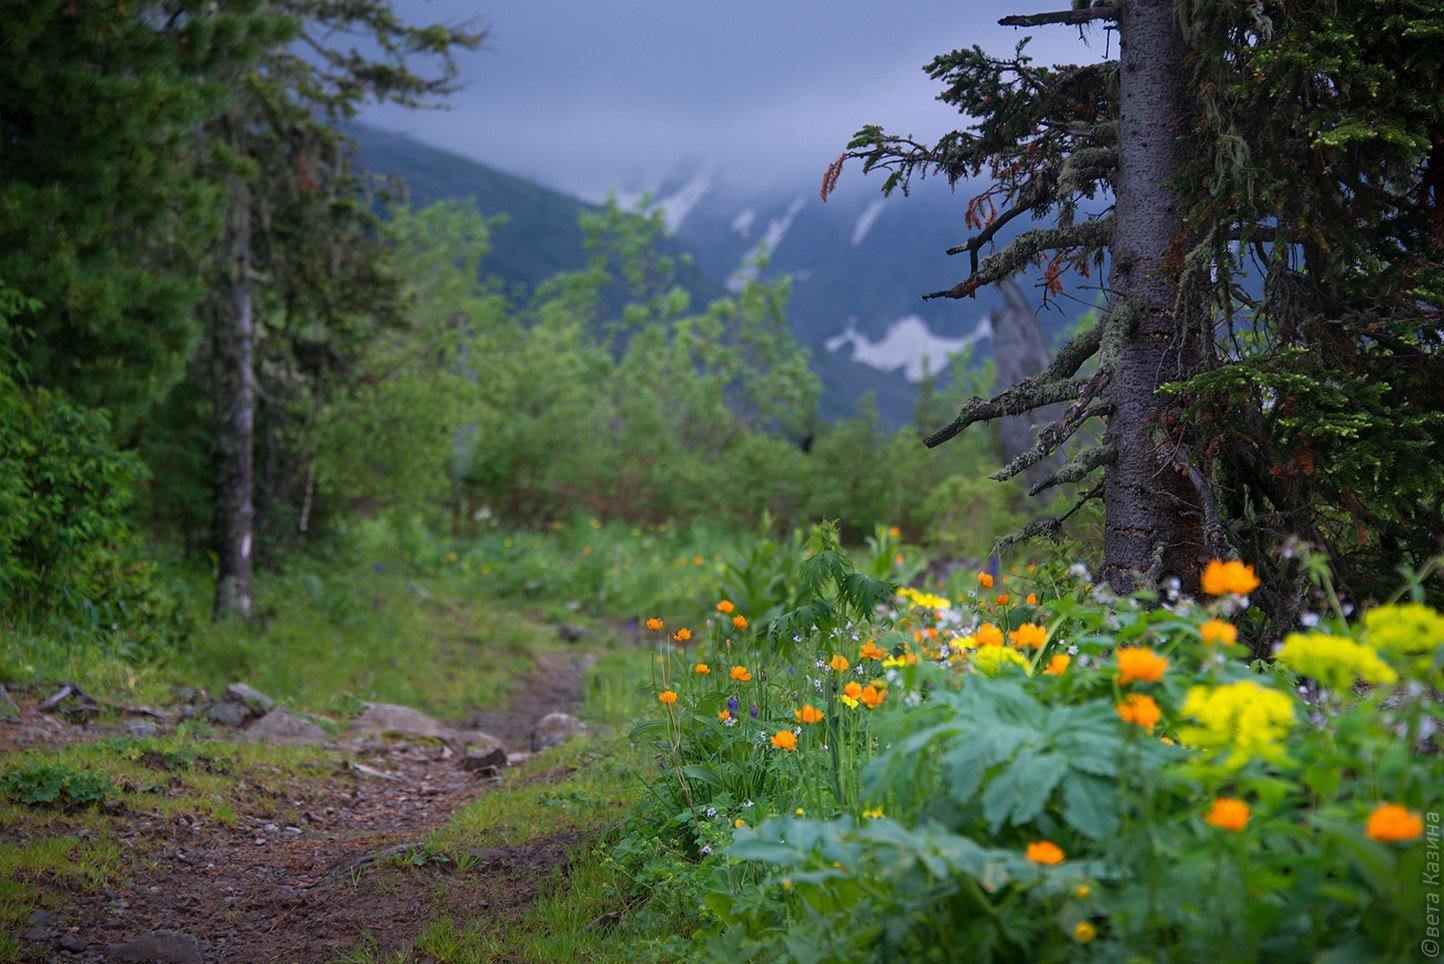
(726, 197), (807, 293)
(825, 314), (991, 381)
(851, 199), (886, 247)
(730, 208), (756, 237)
(659, 169), (712, 233)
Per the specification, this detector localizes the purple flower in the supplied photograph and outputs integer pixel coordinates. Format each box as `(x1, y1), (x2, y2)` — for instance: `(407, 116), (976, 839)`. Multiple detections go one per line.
(727, 698), (739, 714)
(749, 704), (759, 718)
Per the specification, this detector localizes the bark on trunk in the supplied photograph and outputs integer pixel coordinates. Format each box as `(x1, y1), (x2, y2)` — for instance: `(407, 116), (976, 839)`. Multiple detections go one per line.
(212, 175), (255, 620)
(1101, 0), (1208, 592)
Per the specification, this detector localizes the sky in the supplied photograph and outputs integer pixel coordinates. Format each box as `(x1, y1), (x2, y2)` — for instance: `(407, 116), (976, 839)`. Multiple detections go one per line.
(361, 1), (1105, 199)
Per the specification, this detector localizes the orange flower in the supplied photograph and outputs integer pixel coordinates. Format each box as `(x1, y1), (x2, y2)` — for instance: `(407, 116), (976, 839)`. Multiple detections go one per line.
(1025, 841), (1065, 865)
(1205, 798), (1250, 831)
(1366, 804), (1424, 843)
(732, 614), (748, 630)
(1009, 623), (1048, 649)
(977, 571), (995, 589)
(718, 709), (730, 721)
(1026, 593), (1039, 605)
(716, 600), (735, 614)
(843, 681), (863, 699)
(859, 685), (884, 708)
(1044, 654), (1071, 675)
(1116, 647), (1168, 685)
(694, 663), (711, 675)
(694, 555), (704, 566)
(730, 665), (752, 683)
(1116, 693), (1162, 730)
(888, 526), (901, 538)
(1201, 559), (1260, 596)
(924, 627), (939, 639)
(829, 654), (850, 673)
(798, 704), (824, 724)
(645, 617), (664, 631)
(673, 627), (692, 642)
(995, 594), (1011, 606)
(658, 690), (678, 705)
(894, 553), (905, 566)
(975, 623), (1004, 647)
(859, 640), (885, 660)
(771, 731), (798, 751)
(1199, 619), (1238, 646)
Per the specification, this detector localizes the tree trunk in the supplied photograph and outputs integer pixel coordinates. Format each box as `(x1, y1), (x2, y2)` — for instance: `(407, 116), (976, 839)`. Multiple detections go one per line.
(1101, 0), (1208, 592)
(212, 175), (255, 620)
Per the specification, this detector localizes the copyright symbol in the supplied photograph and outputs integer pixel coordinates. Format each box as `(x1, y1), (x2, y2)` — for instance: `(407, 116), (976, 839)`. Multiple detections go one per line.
(1423, 939), (1440, 958)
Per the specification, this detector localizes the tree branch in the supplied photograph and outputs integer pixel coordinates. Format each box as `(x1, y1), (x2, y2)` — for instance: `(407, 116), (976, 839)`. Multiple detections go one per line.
(999, 7), (1119, 28)
(1028, 442), (1115, 497)
(992, 398), (1110, 482)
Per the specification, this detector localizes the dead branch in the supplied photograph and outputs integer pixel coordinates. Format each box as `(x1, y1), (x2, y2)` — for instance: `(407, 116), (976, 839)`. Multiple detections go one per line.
(1028, 443), (1116, 497)
(999, 7), (1119, 28)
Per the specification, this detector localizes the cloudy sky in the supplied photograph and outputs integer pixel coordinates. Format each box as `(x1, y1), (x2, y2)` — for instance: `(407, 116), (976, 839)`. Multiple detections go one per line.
(361, 1), (1104, 199)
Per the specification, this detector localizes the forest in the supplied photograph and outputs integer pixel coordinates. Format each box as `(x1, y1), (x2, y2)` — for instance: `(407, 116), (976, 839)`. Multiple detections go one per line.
(1, 1), (1441, 961)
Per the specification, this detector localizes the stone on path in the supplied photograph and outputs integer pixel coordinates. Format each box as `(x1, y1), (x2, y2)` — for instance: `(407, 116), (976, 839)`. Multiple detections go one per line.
(107, 930), (203, 963)
(221, 683), (275, 715)
(246, 709), (328, 746)
(458, 746), (508, 774)
(202, 700), (249, 728)
(347, 703), (459, 748)
(531, 712), (587, 752)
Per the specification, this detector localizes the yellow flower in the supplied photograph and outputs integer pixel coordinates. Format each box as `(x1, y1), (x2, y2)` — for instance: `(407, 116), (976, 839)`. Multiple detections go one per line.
(829, 654), (850, 673)
(734, 818), (746, 828)
(771, 731), (798, 751)
(730, 665), (753, 683)
(1199, 619), (1238, 646)
(1180, 681), (1294, 765)
(1044, 654), (1071, 675)
(862, 807), (885, 819)
(1364, 603), (1444, 656)
(859, 685), (884, 708)
(970, 645), (1033, 677)
(732, 614), (749, 630)
(839, 695), (859, 708)
(1008, 623), (1048, 649)
(658, 690), (678, 705)
(716, 599), (735, 614)
(1073, 884), (1091, 899)
(694, 663), (710, 675)
(798, 704), (824, 724)
(1204, 797), (1250, 831)
(975, 623), (1004, 647)
(673, 627), (692, 642)
(1276, 633), (1397, 690)
(645, 617), (664, 631)
(897, 587), (951, 610)
(977, 571), (995, 589)
(1116, 693), (1162, 730)
(1073, 921), (1097, 944)
(1366, 803), (1424, 843)
(859, 640), (886, 660)
(1116, 647), (1168, 685)
(1201, 559), (1260, 596)
(1025, 840), (1065, 865)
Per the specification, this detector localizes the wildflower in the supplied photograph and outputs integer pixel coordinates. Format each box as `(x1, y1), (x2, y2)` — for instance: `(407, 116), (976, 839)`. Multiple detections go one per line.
(694, 663), (711, 675)
(1201, 559), (1260, 596)
(794, 807), (805, 815)
(862, 808), (884, 819)
(749, 705), (759, 718)
(718, 709), (730, 721)
(694, 555), (704, 566)
(1073, 884), (1091, 899)
(1116, 647), (1169, 685)
(716, 600), (735, 614)
(1366, 804), (1424, 843)
(978, 571), (994, 589)
(727, 698), (739, 714)
(1025, 840), (1065, 865)
(975, 623), (1005, 647)
(1199, 619), (1238, 646)
(658, 690), (678, 705)
(798, 704), (825, 724)
(1026, 593), (1039, 606)
(839, 695), (859, 708)
(995, 594), (1011, 606)
(1180, 681), (1294, 765)
(859, 685), (884, 708)
(734, 818), (746, 828)
(674, 627), (692, 642)
(829, 654), (850, 673)
(859, 640), (886, 661)
(1073, 922), (1097, 944)
(1204, 797), (1251, 831)
(771, 731), (798, 751)
(1364, 603), (1444, 658)
(732, 614), (749, 630)
(1276, 633), (1397, 690)
(843, 681), (863, 699)
(1160, 736), (1175, 745)
(1009, 623), (1048, 649)
(1116, 693), (1162, 730)
(730, 665), (752, 683)
(645, 617), (664, 631)
(970, 646), (1033, 677)
(894, 553), (905, 566)
(1044, 654), (1071, 675)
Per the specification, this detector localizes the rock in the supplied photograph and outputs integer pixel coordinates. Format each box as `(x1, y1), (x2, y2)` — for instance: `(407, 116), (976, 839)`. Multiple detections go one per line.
(124, 719), (159, 737)
(58, 934), (87, 952)
(246, 709), (328, 746)
(171, 686), (203, 705)
(176, 705), (198, 722)
(557, 624), (589, 643)
(458, 746), (508, 773)
(346, 703), (458, 748)
(453, 729), (505, 752)
(202, 700), (249, 728)
(531, 712), (587, 751)
(221, 683), (275, 715)
(27, 911), (49, 927)
(23, 927), (50, 942)
(107, 930), (203, 963)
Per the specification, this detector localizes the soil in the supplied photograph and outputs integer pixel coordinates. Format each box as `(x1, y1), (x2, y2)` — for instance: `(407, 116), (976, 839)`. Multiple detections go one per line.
(1, 659), (596, 963)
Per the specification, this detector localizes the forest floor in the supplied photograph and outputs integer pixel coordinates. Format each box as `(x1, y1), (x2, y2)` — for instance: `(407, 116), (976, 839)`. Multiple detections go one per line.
(0, 603), (649, 963)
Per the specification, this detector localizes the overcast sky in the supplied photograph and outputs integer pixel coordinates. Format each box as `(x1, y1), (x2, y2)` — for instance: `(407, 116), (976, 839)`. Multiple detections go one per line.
(360, 2), (1104, 199)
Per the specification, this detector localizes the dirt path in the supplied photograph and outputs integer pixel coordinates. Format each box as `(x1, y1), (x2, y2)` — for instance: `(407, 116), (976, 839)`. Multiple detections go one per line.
(2, 655), (600, 963)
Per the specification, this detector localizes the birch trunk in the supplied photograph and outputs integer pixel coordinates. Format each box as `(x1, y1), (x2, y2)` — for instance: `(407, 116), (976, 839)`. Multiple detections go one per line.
(212, 175), (255, 620)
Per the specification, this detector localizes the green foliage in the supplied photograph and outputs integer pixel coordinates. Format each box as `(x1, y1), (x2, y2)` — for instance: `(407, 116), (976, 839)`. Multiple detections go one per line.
(0, 763), (111, 808)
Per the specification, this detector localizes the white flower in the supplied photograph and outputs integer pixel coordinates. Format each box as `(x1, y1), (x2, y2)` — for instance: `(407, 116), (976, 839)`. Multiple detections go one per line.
(1300, 612), (1321, 627)
(700, 844), (713, 856)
